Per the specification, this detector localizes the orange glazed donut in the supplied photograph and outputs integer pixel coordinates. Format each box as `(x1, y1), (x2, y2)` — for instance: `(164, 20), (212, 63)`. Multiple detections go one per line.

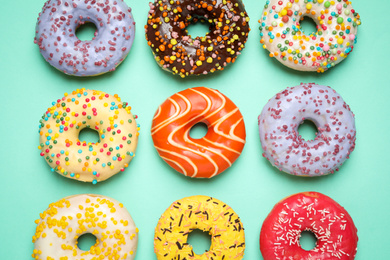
(151, 87), (246, 178)
(260, 192), (358, 260)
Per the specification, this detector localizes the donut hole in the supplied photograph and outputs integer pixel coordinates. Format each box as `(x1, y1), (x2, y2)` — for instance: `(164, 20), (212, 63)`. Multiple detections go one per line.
(299, 16), (318, 36)
(185, 17), (212, 38)
(79, 127), (100, 144)
(299, 230), (317, 251)
(189, 122), (208, 139)
(187, 229), (212, 255)
(77, 233), (98, 251)
(298, 120), (318, 141)
(76, 21), (98, 41)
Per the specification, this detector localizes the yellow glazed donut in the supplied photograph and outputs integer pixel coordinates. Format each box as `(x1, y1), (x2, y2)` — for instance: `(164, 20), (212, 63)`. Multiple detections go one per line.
(32, 194), (139, 260)
(154, 195), (245, 260)
(38, 88), (139, 184)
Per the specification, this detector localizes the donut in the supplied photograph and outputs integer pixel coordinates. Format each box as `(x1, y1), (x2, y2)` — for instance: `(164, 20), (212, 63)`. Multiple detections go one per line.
(145, 0), (250, 77)
(38, 88), (140, 184)
(32, 194), (138, 260)
(259, 0), (361, 72)
(258, 83), (356, 176)
(34, 0), (136, 76)
(151, 87), (246, 178)
(260, 191), (358, 260)
(154, 195), (245, 260)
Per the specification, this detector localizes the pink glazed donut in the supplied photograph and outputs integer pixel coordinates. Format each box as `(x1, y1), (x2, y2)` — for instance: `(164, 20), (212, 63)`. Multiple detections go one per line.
(34, 0), (136, 76)
(258, 83), (356, 176)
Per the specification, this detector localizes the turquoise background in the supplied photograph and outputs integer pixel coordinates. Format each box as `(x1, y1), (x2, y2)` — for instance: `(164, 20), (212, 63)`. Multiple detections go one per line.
(0, 0), (389, 259)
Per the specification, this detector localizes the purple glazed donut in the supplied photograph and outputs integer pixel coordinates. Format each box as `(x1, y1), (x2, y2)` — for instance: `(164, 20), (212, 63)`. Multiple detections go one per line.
(34, 0), (136, 76)
(258, 83), (356, 177)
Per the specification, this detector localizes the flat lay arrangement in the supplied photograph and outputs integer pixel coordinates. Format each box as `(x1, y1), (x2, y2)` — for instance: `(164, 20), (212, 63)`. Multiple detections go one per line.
(1, 0), (389, 259)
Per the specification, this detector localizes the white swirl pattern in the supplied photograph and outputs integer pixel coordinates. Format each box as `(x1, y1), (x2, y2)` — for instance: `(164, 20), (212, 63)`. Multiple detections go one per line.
(151, 87), (246, 178)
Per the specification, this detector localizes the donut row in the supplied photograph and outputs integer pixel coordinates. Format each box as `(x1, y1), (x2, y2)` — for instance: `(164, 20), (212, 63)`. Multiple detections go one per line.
(34, 0), (361, 76)
(32, 192), (358, 260)
(38, 84), (356, 184)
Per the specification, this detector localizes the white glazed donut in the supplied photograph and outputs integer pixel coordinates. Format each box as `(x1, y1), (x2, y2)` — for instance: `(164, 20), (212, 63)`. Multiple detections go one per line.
(258, 83), (356, 176)
(34, 0), (136, 76)
(38, 88), (140, 184)
(259, 0), (361, 72)
(32, 194), (138, 260)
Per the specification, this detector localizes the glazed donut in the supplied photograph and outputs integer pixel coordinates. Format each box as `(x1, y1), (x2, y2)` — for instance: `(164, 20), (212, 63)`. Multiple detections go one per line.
(258, 83), (356, 176)
(259, 0), (361, 72)
(145, 0), (250, 77)
(260, 191), (358, 260)
(154, 195), (245, 260)
(38, 88), (139, 184)
(32, 194), (138, 260)
(34, 0), (135, 76)
(151, 87), (246, 178)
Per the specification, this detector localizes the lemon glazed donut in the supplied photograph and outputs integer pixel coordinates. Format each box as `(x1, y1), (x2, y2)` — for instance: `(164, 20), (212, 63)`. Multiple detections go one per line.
(145, 0), (250, 77)
(32, 194), (139, 260)
(259, 0), (361, 72)
(38, 88), (140, 184)
(260, 192), (358, 260)
(34, 0), (136, 76)
(151, 87), (246, 178)
(154, 195), (245, 260)
(258, 83), (356, 176)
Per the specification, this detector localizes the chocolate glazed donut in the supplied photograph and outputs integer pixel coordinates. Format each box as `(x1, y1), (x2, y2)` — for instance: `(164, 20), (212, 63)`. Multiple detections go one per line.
(145, 0), (250, 77)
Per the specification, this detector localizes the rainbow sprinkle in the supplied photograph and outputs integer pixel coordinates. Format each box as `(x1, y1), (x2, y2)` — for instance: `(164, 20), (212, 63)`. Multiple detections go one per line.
(38, 88), (139, 184)
(259, 0), (361, 72)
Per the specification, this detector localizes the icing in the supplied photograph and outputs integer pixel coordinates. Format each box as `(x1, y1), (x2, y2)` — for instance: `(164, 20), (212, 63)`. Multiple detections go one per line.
(258, 83), (356, 176)
(38, 88), (139, 184)
(154, 195), (245, 260)
(259, 0), (361, 72)
(34, 0), (136, 76)
(32, 194), (138, 260)
(145, 0), (250, 77)
(152, 87), (246, 178)
(260, 192), (358, 260)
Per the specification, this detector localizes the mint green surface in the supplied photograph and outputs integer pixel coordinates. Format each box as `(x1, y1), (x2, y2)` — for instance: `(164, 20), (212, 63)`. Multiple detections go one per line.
(0, 0), (388, 259)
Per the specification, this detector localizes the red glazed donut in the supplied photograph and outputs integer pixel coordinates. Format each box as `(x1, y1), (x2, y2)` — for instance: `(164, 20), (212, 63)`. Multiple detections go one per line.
(151, 87), (246, 178)
(260, 192), (358, 260)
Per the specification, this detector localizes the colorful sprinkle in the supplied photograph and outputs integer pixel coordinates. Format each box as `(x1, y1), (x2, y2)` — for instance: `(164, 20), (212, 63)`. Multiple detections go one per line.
(145, 0), (250, 77)
(38, 88), (139, 183)
(259, 0), (361, 72)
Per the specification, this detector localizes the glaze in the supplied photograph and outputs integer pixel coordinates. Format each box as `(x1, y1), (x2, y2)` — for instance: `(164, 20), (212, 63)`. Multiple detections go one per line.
(38, 88), (139, 184)
(154, 195), (245, 260)
(259, 0), (361, 72)
(260, 192), (358, 260)
(258, 83), (356, 176)
(145, 0), (250, 77)
(34, 0), (136, 76)
(152, 87), (246, 178)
